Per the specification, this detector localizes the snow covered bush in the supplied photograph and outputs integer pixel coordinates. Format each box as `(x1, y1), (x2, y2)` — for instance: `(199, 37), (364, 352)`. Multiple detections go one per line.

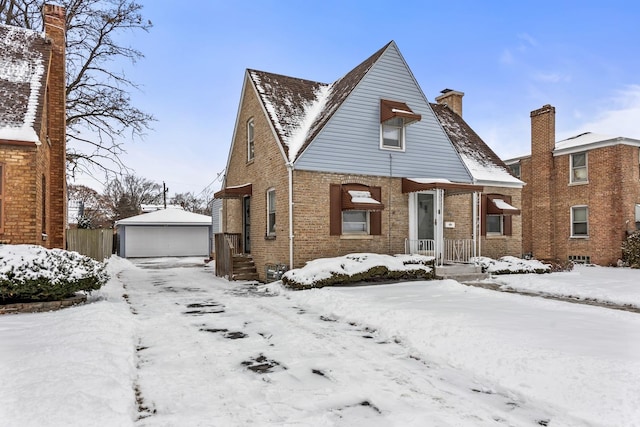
(472, 256), (551, 275)
(622, 231), (640, 269)
(0, 245), (109, 303)
(282, 253), (435, 289)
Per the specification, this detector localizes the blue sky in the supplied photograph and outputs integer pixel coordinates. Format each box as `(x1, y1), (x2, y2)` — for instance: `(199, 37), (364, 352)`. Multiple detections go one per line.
(74, 0), (640, 195)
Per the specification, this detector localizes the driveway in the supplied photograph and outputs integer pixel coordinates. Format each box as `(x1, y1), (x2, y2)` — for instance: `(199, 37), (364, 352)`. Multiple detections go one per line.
(119, 258), (600, 426)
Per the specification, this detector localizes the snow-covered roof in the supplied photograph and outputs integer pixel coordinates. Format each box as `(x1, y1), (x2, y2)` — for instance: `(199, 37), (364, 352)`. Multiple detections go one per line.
(553, 132), (640, 156)
(430, 103), (523, 188)
(0, 24), (50, 143)
(247, 41), (391, 163)
(115, 208), (212, 226)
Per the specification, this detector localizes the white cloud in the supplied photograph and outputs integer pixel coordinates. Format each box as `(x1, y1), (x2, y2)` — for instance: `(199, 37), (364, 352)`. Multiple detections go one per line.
(572, 85), (640, 140)
(517, 33), (538, 48)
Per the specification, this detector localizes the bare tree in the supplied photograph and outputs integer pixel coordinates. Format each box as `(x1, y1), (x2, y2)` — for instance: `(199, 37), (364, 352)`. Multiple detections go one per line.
(1, 0), (154, 177)
(68, 183), (110, 228)
(103, 174), (162, 223)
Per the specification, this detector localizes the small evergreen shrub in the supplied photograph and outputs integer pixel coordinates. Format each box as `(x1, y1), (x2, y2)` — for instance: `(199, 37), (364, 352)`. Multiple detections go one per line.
(0, 245), (109, 303)
(622, 231), (640, 269)
(472, 256), (551, 275)
(282, 253), (436, 289)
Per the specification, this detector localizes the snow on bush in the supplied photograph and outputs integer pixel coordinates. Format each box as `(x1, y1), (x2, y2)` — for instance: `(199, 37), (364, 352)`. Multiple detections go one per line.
(0, 244), (109, 302)
(282, 253), (435, 289)
(622, 230), (640, 269)
(472, 256), (551, 275)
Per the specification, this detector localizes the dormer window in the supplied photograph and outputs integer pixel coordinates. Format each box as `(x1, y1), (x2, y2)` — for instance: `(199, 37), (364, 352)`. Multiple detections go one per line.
(380, 99), (421, 151)
(247, 118), (255, 162)
(382, 117), (404, 149)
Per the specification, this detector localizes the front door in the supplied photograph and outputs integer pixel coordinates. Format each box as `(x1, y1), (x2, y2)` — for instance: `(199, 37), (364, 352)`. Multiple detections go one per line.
(243, 196), (251, 253)
(417, 193), (434, 240)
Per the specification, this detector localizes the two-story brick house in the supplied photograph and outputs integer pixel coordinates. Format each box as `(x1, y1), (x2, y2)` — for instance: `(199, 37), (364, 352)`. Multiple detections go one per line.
(0, 4), (67, 249)
(215, 41), (522, 281)
(505, 105), (640, 265)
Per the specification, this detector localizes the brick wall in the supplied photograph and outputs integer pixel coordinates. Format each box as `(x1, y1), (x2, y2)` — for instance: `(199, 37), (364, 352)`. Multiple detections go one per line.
(222, 77), (291, 281)
(0, 147), (38, 244)
(443, 188), (523, 259)
(292, 170), (407, 267)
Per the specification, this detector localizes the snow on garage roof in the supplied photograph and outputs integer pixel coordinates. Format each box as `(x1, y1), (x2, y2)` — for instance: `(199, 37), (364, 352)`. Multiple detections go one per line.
(115, 208), (212, 226)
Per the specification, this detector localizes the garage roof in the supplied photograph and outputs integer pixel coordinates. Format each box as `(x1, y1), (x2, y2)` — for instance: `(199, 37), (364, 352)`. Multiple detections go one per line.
(116, 208), (212, 226)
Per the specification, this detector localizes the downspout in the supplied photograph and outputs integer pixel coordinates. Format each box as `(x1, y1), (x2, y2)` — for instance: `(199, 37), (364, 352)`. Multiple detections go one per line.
(287, 162), (294, 270)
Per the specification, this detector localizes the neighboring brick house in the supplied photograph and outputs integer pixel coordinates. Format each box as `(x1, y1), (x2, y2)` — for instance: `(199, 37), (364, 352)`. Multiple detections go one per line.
(0, 4), (67, 249)
(505, 104), (640, 265)
(215, 41), (523, 281)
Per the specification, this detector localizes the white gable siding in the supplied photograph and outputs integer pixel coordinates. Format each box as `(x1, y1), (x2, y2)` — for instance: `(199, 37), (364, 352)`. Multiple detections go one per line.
(295, 44), (472, 182)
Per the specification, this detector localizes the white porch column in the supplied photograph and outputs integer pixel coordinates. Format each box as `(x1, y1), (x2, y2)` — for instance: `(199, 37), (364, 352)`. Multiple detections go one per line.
(435, 189), (444, 266)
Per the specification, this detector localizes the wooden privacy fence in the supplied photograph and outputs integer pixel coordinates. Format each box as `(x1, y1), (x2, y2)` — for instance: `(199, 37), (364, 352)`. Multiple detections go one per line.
(66, 229), (113, 261)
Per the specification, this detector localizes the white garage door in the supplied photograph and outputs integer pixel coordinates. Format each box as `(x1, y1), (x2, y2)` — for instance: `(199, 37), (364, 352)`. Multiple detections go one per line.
(124, 226), (209, 258)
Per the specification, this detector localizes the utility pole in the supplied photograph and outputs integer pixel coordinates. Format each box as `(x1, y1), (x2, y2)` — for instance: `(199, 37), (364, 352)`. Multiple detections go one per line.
(163, 181), (168, 209)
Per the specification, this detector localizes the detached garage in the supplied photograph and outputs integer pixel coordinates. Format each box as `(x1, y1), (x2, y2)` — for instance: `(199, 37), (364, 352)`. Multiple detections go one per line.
(116, 208), (212, 258)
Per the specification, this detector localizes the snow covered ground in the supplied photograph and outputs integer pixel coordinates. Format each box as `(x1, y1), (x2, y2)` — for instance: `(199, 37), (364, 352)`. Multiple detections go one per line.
(488, 264), (640, 310)
(1, 257), (639, 426)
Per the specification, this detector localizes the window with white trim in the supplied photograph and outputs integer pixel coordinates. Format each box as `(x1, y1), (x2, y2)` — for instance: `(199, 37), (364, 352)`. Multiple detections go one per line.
(570, 152), (587, 183)
(247, 118), (255, 161)
(571, 206), (588, 237)
(381, 117), (404, 150)
(486, 214), (504, 235)
(266, 188), (275, 236)
(342, 210), (369, 234)
(635, 204), (640, 230)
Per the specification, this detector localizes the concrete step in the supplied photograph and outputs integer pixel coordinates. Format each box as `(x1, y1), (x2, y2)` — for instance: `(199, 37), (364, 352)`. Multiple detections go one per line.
(436, 264), (488, 282)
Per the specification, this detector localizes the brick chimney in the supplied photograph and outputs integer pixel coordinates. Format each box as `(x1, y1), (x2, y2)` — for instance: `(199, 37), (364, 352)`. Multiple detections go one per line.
(435, 89), (464, 117)
(529, 104), (556, 260)
(43, 3), (67, 249)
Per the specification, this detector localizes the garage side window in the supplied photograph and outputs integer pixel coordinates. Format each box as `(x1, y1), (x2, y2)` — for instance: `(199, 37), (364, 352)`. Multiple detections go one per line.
(266, 188), (275, 236)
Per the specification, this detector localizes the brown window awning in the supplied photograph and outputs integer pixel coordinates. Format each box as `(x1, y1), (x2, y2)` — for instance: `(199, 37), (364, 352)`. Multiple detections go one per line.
(341, 184), (385, 211)
(401, 178), (482, 195)
(213, 183), (252, 199)
(487, 196), (521, 215)
(380, 99), (421, 126)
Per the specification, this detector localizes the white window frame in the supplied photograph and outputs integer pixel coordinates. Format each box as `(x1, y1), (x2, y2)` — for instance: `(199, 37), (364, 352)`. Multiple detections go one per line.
(380, 117), (406, 151)
(486, 214), (504, 236)
(570, 152), (588, 183)
(266, 188), (276, 236)
(571, 205), (589, 238)
(247, 118), (255, 162)
(635, 204), (640, 230)
(342, 210), (370, 235)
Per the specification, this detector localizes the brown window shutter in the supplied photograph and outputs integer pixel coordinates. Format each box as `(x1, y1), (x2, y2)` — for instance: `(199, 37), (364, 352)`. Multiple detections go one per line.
(504, 195), (513, 236)
(330, 184), (342, 235)
(481, 194), (487, 236)
(370, 186), (382, 235)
